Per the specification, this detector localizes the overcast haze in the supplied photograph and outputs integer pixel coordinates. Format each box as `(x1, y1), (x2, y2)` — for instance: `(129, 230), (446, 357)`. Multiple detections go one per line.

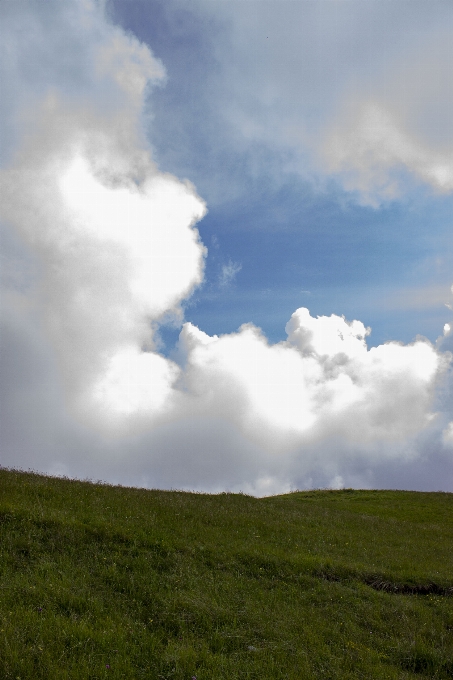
(1, 0), (453, 495)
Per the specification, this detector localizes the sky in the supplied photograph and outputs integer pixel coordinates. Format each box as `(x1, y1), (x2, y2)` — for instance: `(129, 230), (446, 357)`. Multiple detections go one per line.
(1, 0), (453, 495)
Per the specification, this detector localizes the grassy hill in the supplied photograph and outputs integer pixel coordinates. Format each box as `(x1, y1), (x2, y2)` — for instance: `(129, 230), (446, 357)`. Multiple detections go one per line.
(1, 469), (453, 679)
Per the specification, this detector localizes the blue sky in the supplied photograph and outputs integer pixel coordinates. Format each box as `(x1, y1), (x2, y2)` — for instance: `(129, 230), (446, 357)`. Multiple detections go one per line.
(110, 0), (453, 348)
(1, 0), (453, 494)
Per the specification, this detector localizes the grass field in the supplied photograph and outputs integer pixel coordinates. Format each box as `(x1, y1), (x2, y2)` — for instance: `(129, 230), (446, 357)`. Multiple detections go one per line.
(1, 468), (452, 679)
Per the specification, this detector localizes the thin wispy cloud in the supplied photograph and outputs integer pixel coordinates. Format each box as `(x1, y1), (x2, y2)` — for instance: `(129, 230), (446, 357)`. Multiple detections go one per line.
(219, 261), (242, 287)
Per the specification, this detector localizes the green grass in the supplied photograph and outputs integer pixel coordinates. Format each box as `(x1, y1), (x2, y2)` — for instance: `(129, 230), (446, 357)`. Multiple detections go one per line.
(1, 469), (453, 679)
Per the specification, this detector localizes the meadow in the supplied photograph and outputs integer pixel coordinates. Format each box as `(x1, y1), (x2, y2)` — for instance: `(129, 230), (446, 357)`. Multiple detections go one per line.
(1, 468), (452, 679)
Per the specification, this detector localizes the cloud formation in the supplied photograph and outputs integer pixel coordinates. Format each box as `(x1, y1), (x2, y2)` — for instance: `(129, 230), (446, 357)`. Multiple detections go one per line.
(1, 0), (452, 494)
(0, 0), (206, 435)
(219, 261), (242, 288)
(178, 310), (444, 451)
(169, 0), (453, 205)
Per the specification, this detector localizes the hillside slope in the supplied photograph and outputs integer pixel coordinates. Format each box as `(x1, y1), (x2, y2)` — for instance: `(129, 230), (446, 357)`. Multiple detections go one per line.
(1, 469), (452, 679)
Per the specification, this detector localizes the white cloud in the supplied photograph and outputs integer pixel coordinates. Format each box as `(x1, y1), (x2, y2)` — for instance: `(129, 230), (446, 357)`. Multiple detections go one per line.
(165, 0), (453, 204)
(443, 422), (453, 448)
(219, 260), (242, 287)
(95, 29), (165, 103)
(175, 310), (444, 459)
(1, 0), (453, 494)
(322, 100), (453, 205)
(376, 284), (453, 312)
(323, 16), (453, 202)
(0, 0), (206, 435)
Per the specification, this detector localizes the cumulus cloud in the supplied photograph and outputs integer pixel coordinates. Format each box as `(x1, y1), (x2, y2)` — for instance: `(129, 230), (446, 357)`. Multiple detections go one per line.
(176, 309), (444, 457)
(1, 0), (452, 494)
(0, 0), (206, 435)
